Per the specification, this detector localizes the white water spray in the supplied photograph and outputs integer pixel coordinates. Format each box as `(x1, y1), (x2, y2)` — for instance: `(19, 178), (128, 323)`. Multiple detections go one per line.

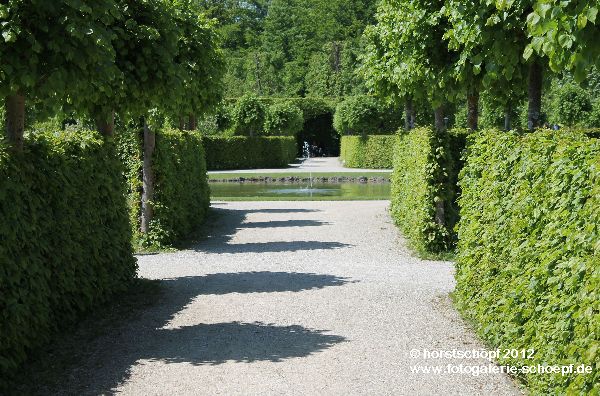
(303, 141), (313, 195)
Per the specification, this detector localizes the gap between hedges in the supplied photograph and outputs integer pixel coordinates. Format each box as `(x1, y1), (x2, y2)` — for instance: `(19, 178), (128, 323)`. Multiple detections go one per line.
(390, 127), (466, 255)
(117, 126), (211, 249)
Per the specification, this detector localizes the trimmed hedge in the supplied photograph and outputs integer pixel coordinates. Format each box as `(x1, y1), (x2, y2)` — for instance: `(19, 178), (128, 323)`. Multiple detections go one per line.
(231, 94), (267, 136)
(203, 135), (297, 170)
(333, 95), (403, 136)
(340, 135), (396, 169)
(117, 127), (210, 248)
(454, 131), (599, 394)
(390, 127), (466, 254)
(263, 102), (304, 136)
(0, 127), (137, 382)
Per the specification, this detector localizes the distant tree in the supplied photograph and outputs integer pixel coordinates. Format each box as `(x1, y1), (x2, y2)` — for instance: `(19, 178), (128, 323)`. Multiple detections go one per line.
(197, 0), (268, 50)
(168, 0), (225, 130)
(444, 0), (547, 130)
(264, 102), (304, 136)
(362, 0), (459, 132)
(232, 94), (266, 136)
(333, 95), (402, 136)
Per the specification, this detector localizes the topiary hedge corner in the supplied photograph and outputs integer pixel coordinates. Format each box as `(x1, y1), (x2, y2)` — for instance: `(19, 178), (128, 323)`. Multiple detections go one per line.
(390, 127), (466, 255)
(340, 135), (396, 169)
(202, 135), (297, 170)
(455, 130), (599, 394)
(0, 126), (137, 384)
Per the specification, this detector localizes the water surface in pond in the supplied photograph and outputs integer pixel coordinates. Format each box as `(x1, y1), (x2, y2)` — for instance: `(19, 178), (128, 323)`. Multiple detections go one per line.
(210, 182), (390, 200)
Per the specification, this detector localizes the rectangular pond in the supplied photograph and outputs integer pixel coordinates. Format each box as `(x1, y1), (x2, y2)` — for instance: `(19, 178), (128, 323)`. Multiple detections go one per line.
(210, 182), (391, 201)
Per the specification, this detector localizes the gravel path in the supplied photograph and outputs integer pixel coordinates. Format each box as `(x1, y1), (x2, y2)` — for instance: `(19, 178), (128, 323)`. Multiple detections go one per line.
(208, 157), (392, 174)
(62, 201), (520, 395)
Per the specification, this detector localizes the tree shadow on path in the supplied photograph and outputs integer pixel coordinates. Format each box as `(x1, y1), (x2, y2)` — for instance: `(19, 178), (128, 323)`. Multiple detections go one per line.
(179, 271), (357, 295)
(21, 205), (354, 395)
(147, 321), (345, 366)
(192, 206), (353, 254)
(28, 272), (351, 395)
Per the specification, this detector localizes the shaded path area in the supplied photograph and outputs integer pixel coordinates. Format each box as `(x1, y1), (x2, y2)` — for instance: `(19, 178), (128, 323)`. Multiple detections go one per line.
(52, 202), (520, 395)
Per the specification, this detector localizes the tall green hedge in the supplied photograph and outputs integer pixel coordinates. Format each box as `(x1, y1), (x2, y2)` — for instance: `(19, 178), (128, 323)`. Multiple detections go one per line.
(117, 127), (210, 248)
(390, 127), (466, 254)
(454, 131), (599, 394)
(0, 126), (137, 383)
(203, 135), (297, 170)
(340, 135), (396, 169)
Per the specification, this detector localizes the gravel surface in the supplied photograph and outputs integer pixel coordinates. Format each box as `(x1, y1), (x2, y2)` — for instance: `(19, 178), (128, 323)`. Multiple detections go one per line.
(208, 157), (392, 174)
(58, 201), (521, 395)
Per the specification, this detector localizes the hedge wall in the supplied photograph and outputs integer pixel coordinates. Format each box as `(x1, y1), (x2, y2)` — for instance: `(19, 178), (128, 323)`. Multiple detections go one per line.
(454, 131), (599, 394)
(117, 127), (210, 248)
(390, 128), (466, 254)
(203, 135), (297, 170)
(340, 135), (396, 169)
(0, 127), (137, 383)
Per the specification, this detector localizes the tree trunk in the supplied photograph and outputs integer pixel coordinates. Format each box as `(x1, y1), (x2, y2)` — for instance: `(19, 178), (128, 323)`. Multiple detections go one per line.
(434, 106), (446, 134)
(254, 53), (263, 95)
(467, 88), (479, 131)
(504, 108), (512, 131)
(332, 41), (342, 73)
(405, 97), (415, 130)
(141, 121), (156, 234)
(527, 60), (543, 130)
(95, 110), (115, 137)
(435, 200), (446, 227)
(5, 93), (25, 150)
(178, 116), (186, 131)
(188, 114), (197, 131)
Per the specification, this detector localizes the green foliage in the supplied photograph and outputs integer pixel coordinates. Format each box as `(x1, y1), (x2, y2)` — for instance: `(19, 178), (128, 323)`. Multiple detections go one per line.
(167, 0), (225, 117)
(361, 0), (459, 108)
(264, 102), (304, 136)
(117, 126), (210, 248)
(203, 135), (297, 170)
(232, 94), (267, 136)
(444, 0), (530, 109)
(208, 96), (336, 141)
(0, 126), (136, 384)
(527, 1), (599, 81)
(589, 99), (600, 127)
(454, 130), (599, 394)
(261, 0), (376, 96)
(390, 127), (465, 254)
(201, 0), (376, 97)
(340, 135), (396, 169)
(305, 40), (367, 97)
(549, 82), (592, 126)
(115, 120), (143, 237)
(198, 0), (267, 51)
(333, 95), (402, 136)
(0, 0), (121, 112)
(150, 128), (210, 247)
(287, 97), (336, 120)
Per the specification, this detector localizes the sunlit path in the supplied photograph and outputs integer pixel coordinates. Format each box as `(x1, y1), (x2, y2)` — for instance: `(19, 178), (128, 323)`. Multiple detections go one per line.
(54, 201), (520, 395)
(207, 157), (393, 174)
